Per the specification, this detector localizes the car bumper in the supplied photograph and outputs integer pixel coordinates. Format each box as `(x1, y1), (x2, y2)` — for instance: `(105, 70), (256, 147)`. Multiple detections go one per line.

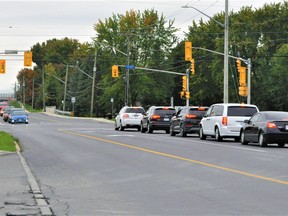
(122, 119), (141, 127)
(265, 133), (288, 144)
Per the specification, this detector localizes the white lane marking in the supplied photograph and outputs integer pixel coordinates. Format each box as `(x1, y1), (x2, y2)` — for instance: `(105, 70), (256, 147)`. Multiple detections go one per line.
(108, 134), (135, 137)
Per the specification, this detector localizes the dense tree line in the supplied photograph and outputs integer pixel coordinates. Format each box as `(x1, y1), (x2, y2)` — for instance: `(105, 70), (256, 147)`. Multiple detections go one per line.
(17, 2), (288, 116)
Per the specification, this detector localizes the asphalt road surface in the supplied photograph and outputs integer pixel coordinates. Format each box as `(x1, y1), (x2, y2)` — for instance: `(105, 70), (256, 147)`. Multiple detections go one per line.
(1, 112), (288, 216)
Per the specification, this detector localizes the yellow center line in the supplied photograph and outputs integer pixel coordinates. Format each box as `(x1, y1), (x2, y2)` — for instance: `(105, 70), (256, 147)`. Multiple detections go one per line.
(60, 129), (288, 185)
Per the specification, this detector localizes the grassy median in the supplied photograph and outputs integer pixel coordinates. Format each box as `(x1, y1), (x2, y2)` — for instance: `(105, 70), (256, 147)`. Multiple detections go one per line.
(0, 131), (17, 152)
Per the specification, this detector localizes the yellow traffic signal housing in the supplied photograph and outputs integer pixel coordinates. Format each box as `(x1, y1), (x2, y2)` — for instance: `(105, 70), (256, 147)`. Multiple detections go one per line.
(239, 86), (248, 97)
(185, 91), (190, 99)
(180, 91), (185, 98)
(24, 51), (33, 67)
(236, 59), (241, 70)
(182, 75), (187, 91)
(0, 59), (6, 74)
(112, 65), (119, 78)
(190, 59), (195, 75)
(239, 67), (247, 86)
(185, 41), (192, 61)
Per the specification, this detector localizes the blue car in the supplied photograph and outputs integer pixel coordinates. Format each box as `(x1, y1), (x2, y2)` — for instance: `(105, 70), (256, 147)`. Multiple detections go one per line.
(8, 109), (29, 124)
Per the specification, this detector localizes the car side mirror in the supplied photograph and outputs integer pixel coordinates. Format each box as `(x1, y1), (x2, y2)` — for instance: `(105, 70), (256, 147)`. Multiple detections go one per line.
(244, 119), (249, 124)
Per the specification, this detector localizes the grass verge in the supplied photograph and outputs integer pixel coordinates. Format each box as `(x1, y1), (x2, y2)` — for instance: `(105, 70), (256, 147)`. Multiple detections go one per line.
(0, 131), (17, 152)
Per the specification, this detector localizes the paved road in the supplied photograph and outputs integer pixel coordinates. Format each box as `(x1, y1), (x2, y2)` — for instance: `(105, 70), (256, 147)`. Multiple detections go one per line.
(1, 112), (288, 215)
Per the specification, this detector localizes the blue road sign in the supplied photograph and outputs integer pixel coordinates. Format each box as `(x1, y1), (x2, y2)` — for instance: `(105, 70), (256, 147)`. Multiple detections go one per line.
(125, 65), (135, 69)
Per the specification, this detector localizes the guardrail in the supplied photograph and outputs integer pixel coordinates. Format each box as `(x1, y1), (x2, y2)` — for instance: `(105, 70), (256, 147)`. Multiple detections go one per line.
(54, 109), (73, 117)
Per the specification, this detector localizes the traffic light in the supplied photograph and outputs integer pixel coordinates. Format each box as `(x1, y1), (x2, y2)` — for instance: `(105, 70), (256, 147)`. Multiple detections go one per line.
(236, 59), (241, 72)
(180, 91), (185, 98)
(24, 51), (33, 67)
(239, 66), (247, 86)
(185, 91), (190, 99)
(182, 75), (187, 91)
(239, 86), (248, 97)
(112, 65), (119, 78)
(0, 60), (6, 74)
(185, 41), (192, 61)
(190, 59), (195, 75)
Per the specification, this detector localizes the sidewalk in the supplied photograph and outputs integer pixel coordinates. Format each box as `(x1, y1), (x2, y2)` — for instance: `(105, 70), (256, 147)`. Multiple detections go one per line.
(0, 151), (42, 215)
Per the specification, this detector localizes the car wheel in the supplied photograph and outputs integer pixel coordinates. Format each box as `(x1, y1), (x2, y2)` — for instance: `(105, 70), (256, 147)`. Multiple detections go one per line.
(120, 122), (125, 131)
(179, 125), (187, 137)
(147, 123), (153, 134)
(215, 127), (222, 141)
(170, 125), (176, 136)
(240, 131), (248, 145)
(278, 142), (285, 148)
(258, 132), (267, 147)
(114, 121), (119, 130)
(140, 123), (146, 133)
(199, 126), (206, 140)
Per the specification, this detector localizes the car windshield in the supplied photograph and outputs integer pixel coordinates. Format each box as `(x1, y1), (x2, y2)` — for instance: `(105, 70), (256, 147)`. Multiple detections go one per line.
(12, 111), (26, 115)
(227, 106), (258, 117)
(125, 108), (145, 114)
(265, 112), (288, 121)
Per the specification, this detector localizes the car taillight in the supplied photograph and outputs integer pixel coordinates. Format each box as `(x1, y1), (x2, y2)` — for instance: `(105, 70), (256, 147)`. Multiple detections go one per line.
(222, 117), (228, 126)
(185, 114), (196, 119)
(266, 122), (277, 128)
(123, 114), (129, 118)
(151, 114), (160, 120)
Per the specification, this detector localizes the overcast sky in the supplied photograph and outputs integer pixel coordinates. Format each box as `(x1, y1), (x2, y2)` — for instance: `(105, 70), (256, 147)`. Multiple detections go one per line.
(0, 0), (285, 92)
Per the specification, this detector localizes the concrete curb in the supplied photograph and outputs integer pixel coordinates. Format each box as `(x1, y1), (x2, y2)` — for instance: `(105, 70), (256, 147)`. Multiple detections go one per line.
(15, 142), (53, 216)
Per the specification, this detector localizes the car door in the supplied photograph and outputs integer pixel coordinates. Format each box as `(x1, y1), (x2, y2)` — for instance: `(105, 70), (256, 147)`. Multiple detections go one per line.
(201, 105), (216, 135)
(244, 113), (261, 142)
(172, 108), (185, 132)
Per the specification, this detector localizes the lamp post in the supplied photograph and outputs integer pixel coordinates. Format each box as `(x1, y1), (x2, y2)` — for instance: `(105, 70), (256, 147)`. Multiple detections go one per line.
(182, 0), (229, 103)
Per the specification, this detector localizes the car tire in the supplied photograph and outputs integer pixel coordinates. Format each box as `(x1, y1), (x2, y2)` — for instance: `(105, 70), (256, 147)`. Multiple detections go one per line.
(170, 125), (176, 136)
(140, 123), (146, 133)
(120, 122), (125, 131)
(179, 125), (187, 137)
(215, 127), (222, 142)
(278, 142), (285, 148)
(114, 122), (119, 130)
(258, 132), (267, 147)
(147, 123), (153, 133)
(240, 131), (248, 145)
(199, 126), (206, 140)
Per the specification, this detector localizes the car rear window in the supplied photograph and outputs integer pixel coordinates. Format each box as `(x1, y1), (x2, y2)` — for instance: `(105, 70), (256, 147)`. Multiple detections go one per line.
(155, 108), (175, 115)
(125, 107), (145, 114)
(227, 106), (258, 117)
(265, 112), (288, 121)
(189, 109), (207, 117)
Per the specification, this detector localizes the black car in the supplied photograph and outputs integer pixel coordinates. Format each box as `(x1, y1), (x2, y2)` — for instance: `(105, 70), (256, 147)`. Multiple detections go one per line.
(240, 111), (288, 147)
(170, 106), (208, 137)
(140, 106), (176, 134)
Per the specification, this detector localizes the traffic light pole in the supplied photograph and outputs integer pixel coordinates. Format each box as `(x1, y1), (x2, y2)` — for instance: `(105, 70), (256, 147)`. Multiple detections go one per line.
(186, 69), (190, 106)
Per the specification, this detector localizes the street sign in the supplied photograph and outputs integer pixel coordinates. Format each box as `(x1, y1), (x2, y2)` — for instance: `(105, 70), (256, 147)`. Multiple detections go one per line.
(125, 65), (135, 69)
(71, 97), (76, 103)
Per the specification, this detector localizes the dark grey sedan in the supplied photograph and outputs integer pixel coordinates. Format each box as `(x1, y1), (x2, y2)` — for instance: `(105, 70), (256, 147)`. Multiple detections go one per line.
(240, 111), (288, 147)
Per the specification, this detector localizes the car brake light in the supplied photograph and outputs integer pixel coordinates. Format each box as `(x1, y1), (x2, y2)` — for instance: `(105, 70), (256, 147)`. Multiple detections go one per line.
(151, 114), (160, 120)
(266, 122), (277, 128)
(186, 114), (196, 119)
(222, 117), (228, 126)
(123, 113), (129, 118)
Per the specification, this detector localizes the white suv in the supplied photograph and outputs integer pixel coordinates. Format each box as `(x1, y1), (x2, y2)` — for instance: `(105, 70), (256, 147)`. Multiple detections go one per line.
(199, 103), (259, 141)
(115, 106), (145, 131)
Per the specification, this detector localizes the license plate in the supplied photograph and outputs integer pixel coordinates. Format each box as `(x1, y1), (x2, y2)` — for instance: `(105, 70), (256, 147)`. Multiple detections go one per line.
(164, 118), (169, 121)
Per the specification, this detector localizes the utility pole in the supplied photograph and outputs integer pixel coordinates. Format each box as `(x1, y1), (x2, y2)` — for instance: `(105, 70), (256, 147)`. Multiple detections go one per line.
(42, 68), (46, 112)
(63, 65), (68, 111)
(90, 49), (97, 117)
(223, 0), (229, 103)
(125, 36), (130, 106)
